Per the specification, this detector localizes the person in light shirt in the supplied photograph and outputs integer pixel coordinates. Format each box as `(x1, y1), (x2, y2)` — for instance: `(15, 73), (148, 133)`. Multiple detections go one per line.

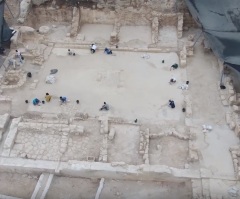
(90, 44), (97, 54)
(15, 50), (23, 63)
(179, 81), (189, 90)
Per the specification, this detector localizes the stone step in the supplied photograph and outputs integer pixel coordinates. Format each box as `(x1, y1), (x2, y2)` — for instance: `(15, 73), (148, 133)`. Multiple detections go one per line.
(31, 173), (54, 199)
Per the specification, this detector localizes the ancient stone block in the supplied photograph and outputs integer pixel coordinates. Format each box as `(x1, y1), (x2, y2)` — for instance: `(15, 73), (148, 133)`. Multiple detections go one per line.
(151, 17), (159, 44)
(0, 113), (10, 141)
(18, 0), (32, 23)
(229, 95), (236, 105)
(108, 128), (115, 140)
(230, 121), (236, 130)
(39, 26), (50, 34)
(226, 112), (232, 125)
(3, 117), (21, 152)
(70, 7), (81, 37)
(233, 105), (240, 113)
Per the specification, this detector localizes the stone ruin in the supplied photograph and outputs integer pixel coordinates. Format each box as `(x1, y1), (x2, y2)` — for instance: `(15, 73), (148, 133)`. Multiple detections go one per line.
(0, 0), (240, 198)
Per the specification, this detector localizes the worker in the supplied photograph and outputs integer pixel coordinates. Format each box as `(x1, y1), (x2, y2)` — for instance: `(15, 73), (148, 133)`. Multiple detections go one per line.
(100, 102), (109, 111)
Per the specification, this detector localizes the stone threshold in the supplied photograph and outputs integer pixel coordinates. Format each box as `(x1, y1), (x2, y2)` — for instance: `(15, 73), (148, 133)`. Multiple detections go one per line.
(0, 157), (237, 182)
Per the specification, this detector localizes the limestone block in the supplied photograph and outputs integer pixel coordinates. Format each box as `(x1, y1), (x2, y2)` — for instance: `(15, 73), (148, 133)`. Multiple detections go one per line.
(233, 105), (240, 113)
(3, 117), (21, 151)
(69, 125), (84, 135)
(191, 179), (203, 199)
(70, 7), (80, 37)
(189, 150), (198, 162)
(110, 31), (119, 44)
(20, 26), (35, 38)
(151, 17), (159, 44)
(229, 89), (235, 96)
(229, 95), (236, 105)
(235, 124), (240, 137)
(108, 128), (115, 140)
(202, 179), (210, 199)
(226, 112), (232, 125)
(39, 26), (50, 34)
(0, 113), (10, 140)
(111, 162), (126, 167)
(222, 99), (228, 106)
(232, 154), (237, 159)
(18, 0), (32, 23)
(230, 146), (240, 151)
(102, 155), (107, 162)
(220, 94), (226, 100)
(145, 158), (149, 164)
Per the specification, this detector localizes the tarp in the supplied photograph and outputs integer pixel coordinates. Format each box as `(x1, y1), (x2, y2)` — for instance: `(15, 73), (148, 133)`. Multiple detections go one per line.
(0, 0), (13, 47)
(185, 0), (240, 70)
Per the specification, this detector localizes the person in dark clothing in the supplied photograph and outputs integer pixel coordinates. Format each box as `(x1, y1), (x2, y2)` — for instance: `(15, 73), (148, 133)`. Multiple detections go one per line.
(33, 98), (40, 106)
(104, 48), (112, 55)
(100, 102), (109, 111)
(168, 100), (175, 109)
(170, 63), (178, 71)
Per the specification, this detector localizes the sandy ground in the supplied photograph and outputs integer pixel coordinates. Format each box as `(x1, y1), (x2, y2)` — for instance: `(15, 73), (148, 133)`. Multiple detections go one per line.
(100, 179), (192, 199)
(158, 26), (178, 48)
(108, 124), (143, 164)
(63, 119), (103, 161)
(80, 24), (113, 43)
(0, 172), (38, 199)
(187, 45), (239, 177)
(46, 176), (99, 199)
(149, 136), (188, 168)
(26, 49), (184, 124)
(119, 26), (151, 48)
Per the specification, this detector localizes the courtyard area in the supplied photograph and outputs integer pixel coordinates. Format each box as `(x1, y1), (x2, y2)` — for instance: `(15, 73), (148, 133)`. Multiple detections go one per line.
(27, 49), (184, 123)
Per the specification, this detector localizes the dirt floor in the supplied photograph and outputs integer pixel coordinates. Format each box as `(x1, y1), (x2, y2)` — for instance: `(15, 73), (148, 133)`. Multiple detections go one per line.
(0, 172), (38, 199)
(186, 45), (239, 177)
(25, 49), (183, 124)
(149, 136), (188, 168)
(100, 179), (192, 199)
(45, 176), (99, 199)
(107, 124), (143, 165)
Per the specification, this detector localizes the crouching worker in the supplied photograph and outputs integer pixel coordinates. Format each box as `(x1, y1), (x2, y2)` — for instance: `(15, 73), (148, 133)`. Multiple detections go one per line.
(170, 63), (178, 71)
(168, 100), (175, 109)
(100, 102), (109, 111)
(59, 96), (68, 105)
(104, 48), (112, 55)
(169, 77), (176, 84)
(45, 93), (52, 102)
(90, 44), (97, 54)
(68, 49), (72, 55)
(33, 98), (41, 106)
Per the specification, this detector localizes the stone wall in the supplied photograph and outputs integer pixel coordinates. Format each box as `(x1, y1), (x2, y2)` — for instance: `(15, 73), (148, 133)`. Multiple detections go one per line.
(80, 8), (179, 26)
(183, 10), (198, 29)
(24, 6), (73, 28)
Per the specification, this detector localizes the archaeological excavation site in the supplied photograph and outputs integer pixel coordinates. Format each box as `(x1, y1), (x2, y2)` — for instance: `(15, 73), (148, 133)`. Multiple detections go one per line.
(0, 0), (240, 198)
